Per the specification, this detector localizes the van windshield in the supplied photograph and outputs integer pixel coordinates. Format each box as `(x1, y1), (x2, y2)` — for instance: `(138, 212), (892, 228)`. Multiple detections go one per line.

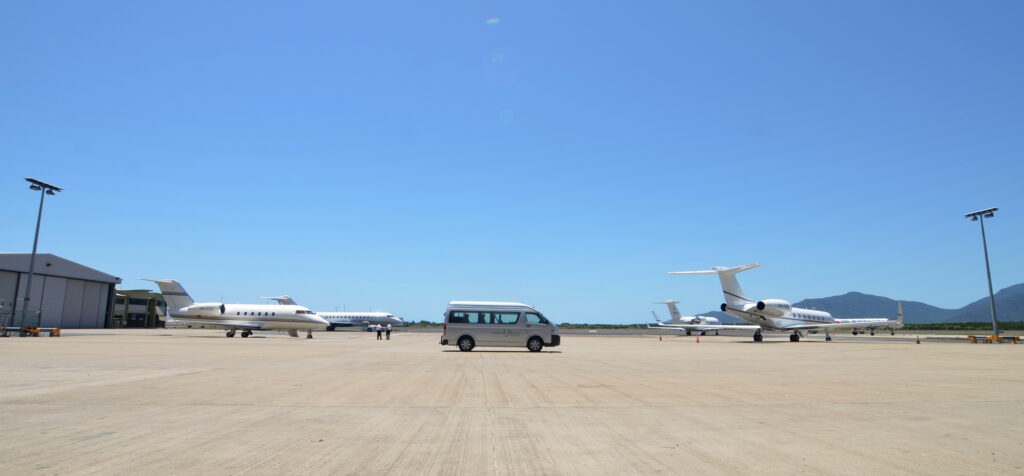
(526, 313), (548, 324)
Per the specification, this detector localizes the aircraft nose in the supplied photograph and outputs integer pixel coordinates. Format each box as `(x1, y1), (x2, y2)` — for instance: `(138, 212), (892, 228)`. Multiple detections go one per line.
(312, 315), (329, 326)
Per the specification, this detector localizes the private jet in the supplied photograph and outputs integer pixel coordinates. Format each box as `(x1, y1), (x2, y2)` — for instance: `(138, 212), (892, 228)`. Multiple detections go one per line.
(669, 264), (903, 342)
(147, 279), (329, 338)
(262, 297), (404, 331)
(647, 300), (759, 335)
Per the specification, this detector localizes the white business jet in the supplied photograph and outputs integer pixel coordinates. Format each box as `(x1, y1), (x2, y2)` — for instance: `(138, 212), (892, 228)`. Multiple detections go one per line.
(669, 264), (903, 342)
(262, 296), (404, 331)
(648, 300), (758, 335)
(146, 279), (329, 338)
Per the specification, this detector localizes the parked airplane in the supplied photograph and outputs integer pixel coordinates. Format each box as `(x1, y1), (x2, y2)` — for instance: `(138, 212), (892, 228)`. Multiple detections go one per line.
(146, 279), (329, 338)
(262, 297), (404, 331)
(647, 300), (756, 335)
(318, 312), (405, 331)
(669, 264), (903, 342)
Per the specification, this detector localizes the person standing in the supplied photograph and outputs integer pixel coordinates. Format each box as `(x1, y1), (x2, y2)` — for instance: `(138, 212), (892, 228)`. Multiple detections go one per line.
(385, 323), (392, 340)
(375, 324), (383, 340)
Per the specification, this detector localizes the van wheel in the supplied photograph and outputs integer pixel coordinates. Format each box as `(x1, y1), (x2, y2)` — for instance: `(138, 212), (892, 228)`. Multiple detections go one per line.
(527, 337), (543, 352)
(458, 336), (475, 352)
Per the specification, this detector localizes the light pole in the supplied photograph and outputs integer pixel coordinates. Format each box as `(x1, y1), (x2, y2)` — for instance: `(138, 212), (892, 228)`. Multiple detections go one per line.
(18, 178), (62, 330)
(964, 207), (999, 335)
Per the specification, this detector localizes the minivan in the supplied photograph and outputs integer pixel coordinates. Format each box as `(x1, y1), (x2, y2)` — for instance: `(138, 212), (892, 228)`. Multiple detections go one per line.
(440, 301), (561, 352)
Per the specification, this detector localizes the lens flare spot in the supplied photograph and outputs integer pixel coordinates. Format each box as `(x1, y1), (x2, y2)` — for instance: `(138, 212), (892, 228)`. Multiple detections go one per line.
(486, 17), (501, 25)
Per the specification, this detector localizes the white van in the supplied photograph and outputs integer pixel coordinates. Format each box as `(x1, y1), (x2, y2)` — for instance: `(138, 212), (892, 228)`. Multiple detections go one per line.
(440, 301), (561, 352)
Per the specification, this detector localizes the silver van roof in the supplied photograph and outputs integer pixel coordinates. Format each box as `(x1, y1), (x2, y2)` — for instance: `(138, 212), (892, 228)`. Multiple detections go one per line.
(448, 301), (536, 310)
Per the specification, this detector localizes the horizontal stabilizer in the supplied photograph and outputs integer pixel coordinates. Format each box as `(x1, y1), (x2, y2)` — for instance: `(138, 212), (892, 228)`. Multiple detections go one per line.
(669, 263), (760, 275)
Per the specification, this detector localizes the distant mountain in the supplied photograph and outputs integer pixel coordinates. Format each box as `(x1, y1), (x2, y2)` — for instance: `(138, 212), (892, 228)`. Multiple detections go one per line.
(698, 283), (1024, 324)
(794, 293), (955, 324)
(944, 283), (1024, 323)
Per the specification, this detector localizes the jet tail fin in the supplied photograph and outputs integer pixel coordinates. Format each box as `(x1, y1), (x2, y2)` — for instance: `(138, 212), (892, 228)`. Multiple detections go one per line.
(262, 295), (298, 305)
(140, 279), (195, 310)
(897, 302), (903, 324)
(651, 310), (662, 324)
(651, 300), (683, 321)
(668, 263), (760, 309)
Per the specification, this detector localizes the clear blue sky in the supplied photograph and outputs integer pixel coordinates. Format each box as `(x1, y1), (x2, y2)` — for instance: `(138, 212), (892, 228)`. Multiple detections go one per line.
(1, 1), (1021, 323)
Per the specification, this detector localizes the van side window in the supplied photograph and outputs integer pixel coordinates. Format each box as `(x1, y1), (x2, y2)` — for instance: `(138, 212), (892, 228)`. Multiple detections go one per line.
(526, 313), (548, 324)
(494, 312), (519, 324)
(449, 311), (520, 324)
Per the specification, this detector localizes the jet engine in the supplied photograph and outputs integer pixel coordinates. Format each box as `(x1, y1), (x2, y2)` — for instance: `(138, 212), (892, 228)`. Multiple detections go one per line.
(756, 299), (792, 317)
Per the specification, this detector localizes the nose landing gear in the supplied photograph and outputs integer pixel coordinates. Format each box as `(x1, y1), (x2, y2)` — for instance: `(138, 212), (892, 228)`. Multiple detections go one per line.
(753, 330), (763, 342)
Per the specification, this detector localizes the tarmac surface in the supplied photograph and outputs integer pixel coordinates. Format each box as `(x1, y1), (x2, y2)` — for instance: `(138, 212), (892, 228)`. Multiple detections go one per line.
(1, 329), (1022, 475)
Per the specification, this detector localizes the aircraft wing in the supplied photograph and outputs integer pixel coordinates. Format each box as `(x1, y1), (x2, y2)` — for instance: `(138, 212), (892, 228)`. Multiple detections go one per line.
(647, 323), (761, 331)
(166, 318), (265, 330)
(785, 320), (901, 331)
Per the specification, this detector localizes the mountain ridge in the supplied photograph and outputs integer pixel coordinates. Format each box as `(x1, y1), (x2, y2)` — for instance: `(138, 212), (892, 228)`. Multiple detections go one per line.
(696, 283), (1023, 324)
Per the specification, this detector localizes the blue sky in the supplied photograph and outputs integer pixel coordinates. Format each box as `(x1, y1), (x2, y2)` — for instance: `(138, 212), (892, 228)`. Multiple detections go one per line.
(1, 1), (1021, 323)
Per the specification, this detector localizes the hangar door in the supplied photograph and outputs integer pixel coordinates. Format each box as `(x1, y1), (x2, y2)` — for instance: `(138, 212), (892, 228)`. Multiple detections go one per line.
(40, 277), (68, 328)
(0, 271), (17, 324)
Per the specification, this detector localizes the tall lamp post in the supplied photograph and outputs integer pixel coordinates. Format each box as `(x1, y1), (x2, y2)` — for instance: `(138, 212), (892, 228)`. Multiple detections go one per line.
(18, 178), (62, 330)
(963, 207), (999, 335)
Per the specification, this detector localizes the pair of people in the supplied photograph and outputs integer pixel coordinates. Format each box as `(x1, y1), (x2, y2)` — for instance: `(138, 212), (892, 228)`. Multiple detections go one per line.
(374, 323), (393, 340)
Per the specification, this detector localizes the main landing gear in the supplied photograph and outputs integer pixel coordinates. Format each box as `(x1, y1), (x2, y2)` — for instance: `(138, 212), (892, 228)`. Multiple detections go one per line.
(226, 330), (236, 338)
(241, 330), (251, 338)
(753, 330), (763, 342)
(789, 332), (801, 343)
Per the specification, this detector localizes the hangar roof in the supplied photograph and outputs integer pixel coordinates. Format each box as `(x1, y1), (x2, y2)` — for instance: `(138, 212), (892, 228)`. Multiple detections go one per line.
(0, 253), (121, 284)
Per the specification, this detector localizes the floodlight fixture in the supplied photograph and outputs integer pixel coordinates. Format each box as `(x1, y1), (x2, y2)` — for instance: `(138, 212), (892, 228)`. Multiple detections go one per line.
(29, 184), (41, 191)
(963, 207), (997, 219)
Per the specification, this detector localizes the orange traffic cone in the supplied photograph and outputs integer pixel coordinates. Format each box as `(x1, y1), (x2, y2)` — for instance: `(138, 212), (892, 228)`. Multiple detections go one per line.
(696, 336), (700, 343)
(916, 336), (921, 344)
